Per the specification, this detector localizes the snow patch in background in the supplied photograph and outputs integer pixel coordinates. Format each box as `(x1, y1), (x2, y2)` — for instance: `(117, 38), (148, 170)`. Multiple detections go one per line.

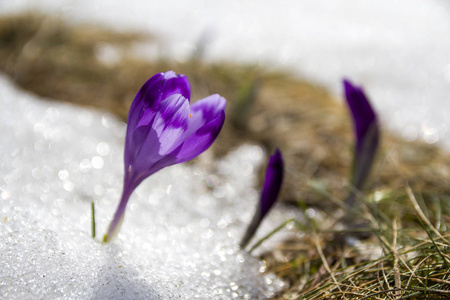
(0, 75), (294, 299)
(1, 0), (449, 149)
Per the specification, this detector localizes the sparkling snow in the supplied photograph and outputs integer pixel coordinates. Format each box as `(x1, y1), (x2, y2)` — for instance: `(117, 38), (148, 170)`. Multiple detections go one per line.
(0, 75), (292, 299)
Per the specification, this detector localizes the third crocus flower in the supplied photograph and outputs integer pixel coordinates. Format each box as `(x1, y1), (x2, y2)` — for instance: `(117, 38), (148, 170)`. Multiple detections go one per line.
(104, 71), (226, 242)
(343, 79), (380, 208)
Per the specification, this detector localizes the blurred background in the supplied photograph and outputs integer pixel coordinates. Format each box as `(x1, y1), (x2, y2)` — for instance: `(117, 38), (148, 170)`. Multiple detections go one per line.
(1, 0), (450, 149)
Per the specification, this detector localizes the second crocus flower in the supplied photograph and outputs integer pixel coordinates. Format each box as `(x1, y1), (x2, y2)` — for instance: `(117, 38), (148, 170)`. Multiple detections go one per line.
(240, 149), (284, 249)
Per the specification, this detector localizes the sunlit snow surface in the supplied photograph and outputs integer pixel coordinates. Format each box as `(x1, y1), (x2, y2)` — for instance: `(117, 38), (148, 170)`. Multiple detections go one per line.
(0, 76), (292, 299)
(1, 0), (450, 149)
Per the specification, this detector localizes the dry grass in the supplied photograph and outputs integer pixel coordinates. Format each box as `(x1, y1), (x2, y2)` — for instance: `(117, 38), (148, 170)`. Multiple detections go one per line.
(262, 184), (450, 299)
(1, 13), (450, 299)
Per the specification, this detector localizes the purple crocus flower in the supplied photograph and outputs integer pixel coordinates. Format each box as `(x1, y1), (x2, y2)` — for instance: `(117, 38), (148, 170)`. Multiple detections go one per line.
(104, 71), (226, 242)
(343, 79), (379, 207)
(240, 149), (284, 249)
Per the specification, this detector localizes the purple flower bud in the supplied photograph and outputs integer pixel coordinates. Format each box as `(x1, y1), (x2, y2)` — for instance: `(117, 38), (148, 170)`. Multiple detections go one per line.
(343, 79), (379, 206)
(104, 71), (226, 242)
(240, 149), (284, 249)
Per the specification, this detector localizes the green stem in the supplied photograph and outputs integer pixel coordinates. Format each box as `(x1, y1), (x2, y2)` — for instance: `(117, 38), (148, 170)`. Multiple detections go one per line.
(91, 201), (96, 239)
(248, 218), (294, 254)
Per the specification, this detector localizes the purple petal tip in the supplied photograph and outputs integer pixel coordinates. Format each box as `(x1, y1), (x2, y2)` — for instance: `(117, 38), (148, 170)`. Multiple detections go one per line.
(163, 70), (176, 79)
(342, 78), (378, 148)
(260, 149), (284, 217)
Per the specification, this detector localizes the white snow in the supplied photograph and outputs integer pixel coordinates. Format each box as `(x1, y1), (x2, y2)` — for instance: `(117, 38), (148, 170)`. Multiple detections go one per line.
(1, 0), (449, 148)
(0, 75), (292, 299)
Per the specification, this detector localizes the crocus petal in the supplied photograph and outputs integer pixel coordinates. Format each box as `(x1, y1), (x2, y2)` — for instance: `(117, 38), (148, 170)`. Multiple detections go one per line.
(127, 129), (163, 184)
(343, 79), (377, 153)
(126, 73), (166, 131)
(240, 149), (284, 249)
(132, 95), (226, 177)
(343, 79), (380, 207)
(173, 94), (226, 163)
(353, 122), (379, 190)
(131, 94), (190, 177)
(161, 71), (191, 101)
(124, 75), (164, 165)
(125, 72), (191, 167)
(129, 72), (189, 131)
(260, 149), (284, 217)
(154, 94), (190, 154)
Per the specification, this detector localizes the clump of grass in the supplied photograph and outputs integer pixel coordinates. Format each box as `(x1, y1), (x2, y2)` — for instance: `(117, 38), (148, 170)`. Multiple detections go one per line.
(261, 160), (450, 299)
(1, 13), (450, 299)
(267, 192), (450, 299)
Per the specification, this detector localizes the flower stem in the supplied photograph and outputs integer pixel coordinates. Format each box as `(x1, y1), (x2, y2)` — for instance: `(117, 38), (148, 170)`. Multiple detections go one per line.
(239, 211), (262, 250)
(104, 184), (134, 243)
